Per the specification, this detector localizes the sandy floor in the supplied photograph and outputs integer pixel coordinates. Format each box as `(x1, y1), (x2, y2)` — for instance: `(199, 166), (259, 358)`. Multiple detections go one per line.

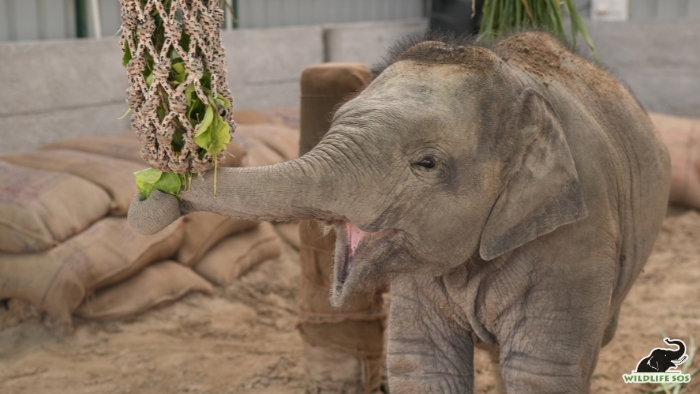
(1, 209), (699, 393)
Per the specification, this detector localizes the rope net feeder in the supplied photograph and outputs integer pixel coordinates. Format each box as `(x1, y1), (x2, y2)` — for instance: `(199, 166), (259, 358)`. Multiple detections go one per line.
(119, 0), (235, 196)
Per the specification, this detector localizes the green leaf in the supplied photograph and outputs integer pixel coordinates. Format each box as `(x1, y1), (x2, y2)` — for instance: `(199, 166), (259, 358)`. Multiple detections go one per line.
(172, 129), (184, 151)
(216, 93), (231, 108)
(134, 168), (184, 200)
(185, 83), (195, 114)
(122, 40), (132, 66)
(209, 116), (231, 156)
(146, 72), (154, 87)
(171, 62), (187, 84)
(153, 172), (184, 196)
(172, 62), (185, 75)
(134, 168), (163, 199)
(194, 112), (230, 156)
(194, 105), (214, 137)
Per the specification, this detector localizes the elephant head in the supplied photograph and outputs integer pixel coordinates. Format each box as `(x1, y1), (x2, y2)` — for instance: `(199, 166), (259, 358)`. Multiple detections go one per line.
(636, 338), (688, 373)
(129, 42), (588, 306)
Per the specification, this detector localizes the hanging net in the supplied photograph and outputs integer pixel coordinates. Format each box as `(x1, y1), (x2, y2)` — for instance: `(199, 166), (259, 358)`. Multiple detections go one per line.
(119, 0), (235, 175)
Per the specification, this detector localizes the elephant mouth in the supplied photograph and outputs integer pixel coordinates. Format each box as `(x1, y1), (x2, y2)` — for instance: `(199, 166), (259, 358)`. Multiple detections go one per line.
(330, 222), (396, 307)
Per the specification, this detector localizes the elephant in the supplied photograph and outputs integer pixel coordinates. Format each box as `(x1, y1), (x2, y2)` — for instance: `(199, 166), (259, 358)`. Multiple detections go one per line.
(128, 31), (671, 393)
(636, 339), (688, 373)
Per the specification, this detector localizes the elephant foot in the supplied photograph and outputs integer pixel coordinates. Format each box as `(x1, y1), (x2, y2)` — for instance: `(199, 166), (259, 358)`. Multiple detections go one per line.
(302, 342), (384, 394)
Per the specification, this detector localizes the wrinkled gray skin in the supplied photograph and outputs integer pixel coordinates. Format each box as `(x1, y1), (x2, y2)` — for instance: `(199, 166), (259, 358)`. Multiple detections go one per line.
(129, 33), (671, 393)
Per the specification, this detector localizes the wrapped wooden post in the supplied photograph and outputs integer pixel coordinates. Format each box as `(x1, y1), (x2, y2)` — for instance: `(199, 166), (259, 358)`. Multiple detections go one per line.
(298, 63), (386, 394)
(120, 0), (235, 196)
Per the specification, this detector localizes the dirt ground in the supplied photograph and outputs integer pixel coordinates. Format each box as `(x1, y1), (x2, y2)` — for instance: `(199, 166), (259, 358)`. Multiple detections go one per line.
(1, 208), (699, 394)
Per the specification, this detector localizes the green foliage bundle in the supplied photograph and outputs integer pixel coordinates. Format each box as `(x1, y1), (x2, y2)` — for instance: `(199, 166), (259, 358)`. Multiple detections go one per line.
(478, 0), (599, 63)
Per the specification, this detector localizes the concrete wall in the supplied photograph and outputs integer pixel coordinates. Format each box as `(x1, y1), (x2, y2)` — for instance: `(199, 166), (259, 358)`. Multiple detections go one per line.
(1, 18), (698, 153)
(0, 38), (130, 153)
(584, 19), (700, 117)
(0, 20), (425, 153)
(223, 26), (324, 110)
(324, 19), (428, 66)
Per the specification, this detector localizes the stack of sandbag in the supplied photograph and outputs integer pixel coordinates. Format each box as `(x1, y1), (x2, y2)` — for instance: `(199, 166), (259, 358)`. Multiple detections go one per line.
(0, 111), (302, 324)
(0, 154), (211, 323)
(649, 113), (700, 210)
(185, 120), (303, 285)
(0, 217), (186, 322)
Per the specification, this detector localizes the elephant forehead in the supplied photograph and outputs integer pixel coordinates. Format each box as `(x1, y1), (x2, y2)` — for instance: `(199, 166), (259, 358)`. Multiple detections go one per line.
(376, 62), (476, 97)
(338, 64), (481, 122)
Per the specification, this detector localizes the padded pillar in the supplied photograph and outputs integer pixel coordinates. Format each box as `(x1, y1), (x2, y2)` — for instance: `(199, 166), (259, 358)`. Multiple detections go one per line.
(297, 63), (385, 394)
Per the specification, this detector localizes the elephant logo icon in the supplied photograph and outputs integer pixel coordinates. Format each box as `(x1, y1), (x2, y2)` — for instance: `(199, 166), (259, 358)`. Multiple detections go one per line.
(636, 338), (688, 373)
(623, 338), (692, 385)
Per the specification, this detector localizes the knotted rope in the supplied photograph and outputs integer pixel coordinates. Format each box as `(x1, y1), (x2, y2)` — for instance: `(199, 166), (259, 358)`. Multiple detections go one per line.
(120, 0), (234, 174)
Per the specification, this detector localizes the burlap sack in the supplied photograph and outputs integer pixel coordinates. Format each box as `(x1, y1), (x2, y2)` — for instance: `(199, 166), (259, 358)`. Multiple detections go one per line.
(649, 112), (700, 209)
(275, 222), (300, 250)
(1, 149), (143, 216)
(236, 124), (300, 162)
(39, 134), (146, 164)
(75, 261), (213, 320)
(0, 161), (111, 253)
(66, 217), (184, 290)
(233, 110), (269, 125)
(235, 108), (300, 130)
(0, 252), (84, 322)
(0, 218), (183, 322)
(194, 222), (281, 286)
(176, 212), (258, 266)
(221, 139), (247, 168)
(233, 133), (286, 167)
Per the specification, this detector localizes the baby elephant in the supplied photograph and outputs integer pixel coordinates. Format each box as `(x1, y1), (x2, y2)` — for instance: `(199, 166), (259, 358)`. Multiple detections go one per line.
(129, 32), (671, 393)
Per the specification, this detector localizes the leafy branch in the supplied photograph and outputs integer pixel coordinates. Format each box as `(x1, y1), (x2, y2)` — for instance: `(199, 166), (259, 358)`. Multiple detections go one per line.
(478, 0), (599, 64)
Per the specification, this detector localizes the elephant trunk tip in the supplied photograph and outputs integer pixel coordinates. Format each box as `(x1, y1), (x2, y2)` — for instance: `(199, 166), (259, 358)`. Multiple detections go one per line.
(127, 190), (182, 235)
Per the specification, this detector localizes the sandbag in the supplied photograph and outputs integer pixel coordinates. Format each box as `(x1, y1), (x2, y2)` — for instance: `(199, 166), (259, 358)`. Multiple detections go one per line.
(221, 139), (247, 168)
(176, 212), (258, 266)
(75, 261), (213, 320)
(39, 134), (146, 164)
(232, 133), (286, 167)
(0, 218), (183, 322)
(1, 149), (142, 216)
(194, 222), (281, 286)
(275, 222), (300, 250)
(649, 113), (700, 209)
(236, 124), (300, 162)
(0, 162), (111, 253)
(234, 108), (300, 130)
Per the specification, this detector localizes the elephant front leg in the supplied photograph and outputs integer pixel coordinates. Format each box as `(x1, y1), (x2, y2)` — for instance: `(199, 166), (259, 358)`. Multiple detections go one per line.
(387, 274), (474, 394)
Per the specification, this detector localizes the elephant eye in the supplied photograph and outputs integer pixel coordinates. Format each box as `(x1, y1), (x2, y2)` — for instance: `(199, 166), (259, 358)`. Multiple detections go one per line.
(414, 157), (436, 169)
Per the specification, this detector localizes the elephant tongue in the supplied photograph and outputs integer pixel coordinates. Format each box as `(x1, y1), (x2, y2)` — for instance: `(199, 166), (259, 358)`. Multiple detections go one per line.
(346, 222), (367, 258)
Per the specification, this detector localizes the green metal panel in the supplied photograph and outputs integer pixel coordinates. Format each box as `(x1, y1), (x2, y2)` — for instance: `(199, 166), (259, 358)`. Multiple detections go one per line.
(75, 0), (88, 38)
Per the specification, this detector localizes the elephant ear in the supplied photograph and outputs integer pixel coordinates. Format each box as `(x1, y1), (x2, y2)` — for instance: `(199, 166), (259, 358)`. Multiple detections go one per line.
(479, 88), (588, 261)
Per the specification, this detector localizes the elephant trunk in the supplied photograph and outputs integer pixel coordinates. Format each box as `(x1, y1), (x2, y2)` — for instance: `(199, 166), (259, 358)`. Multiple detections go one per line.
(665, 339), (686, 360)
(128, 149), (350, 234)
(182, 152), (346, 221)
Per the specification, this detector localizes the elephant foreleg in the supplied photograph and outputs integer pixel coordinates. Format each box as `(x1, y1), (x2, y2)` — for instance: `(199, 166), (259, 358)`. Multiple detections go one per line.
(387, 274), (474, 394)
